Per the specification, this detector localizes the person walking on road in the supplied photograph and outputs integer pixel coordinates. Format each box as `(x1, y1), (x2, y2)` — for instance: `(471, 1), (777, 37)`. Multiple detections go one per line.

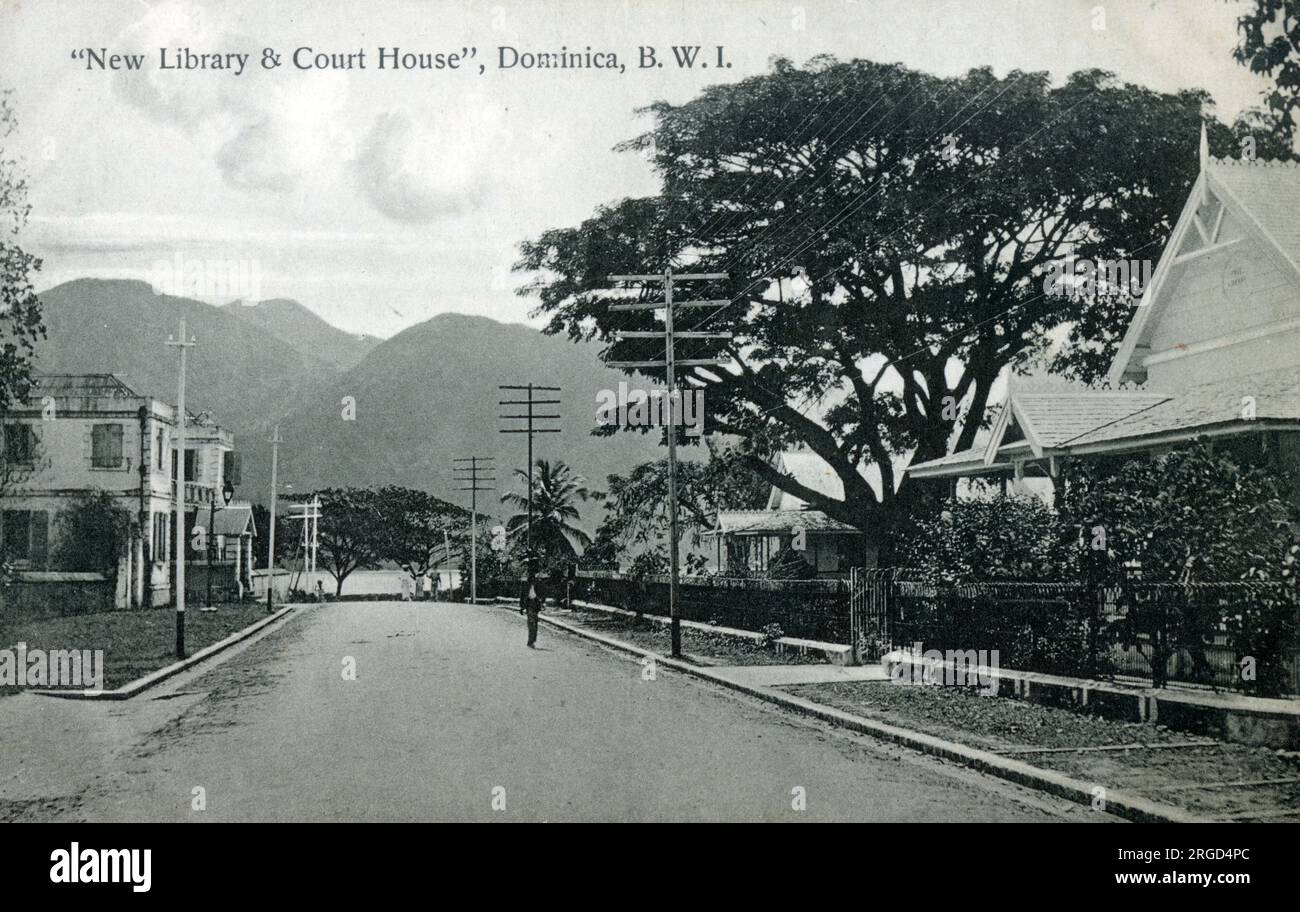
(519, 572), (541, 648)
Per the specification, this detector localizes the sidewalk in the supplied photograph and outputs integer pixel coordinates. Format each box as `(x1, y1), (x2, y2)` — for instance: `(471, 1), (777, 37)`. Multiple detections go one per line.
(707, 664), (886, 687)
(0, 607), (307, 821)
(520, 603), (1298, 822)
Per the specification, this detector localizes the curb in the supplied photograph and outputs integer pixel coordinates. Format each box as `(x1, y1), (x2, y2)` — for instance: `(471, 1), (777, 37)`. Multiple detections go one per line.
(32, 605), (300, 701)
(567, 598), (853, 664)
(512, 605), (1209, 824)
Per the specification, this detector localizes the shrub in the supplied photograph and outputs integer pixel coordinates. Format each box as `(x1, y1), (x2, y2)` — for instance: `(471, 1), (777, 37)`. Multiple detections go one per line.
(760, 623), (785, 648)
(902, 494), (1074, 585)
(767, 545), (816, 580)
(54, 491), (134, 574)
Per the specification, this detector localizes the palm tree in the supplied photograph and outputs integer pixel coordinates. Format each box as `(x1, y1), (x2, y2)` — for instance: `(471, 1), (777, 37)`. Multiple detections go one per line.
(501, 459), (593, 569)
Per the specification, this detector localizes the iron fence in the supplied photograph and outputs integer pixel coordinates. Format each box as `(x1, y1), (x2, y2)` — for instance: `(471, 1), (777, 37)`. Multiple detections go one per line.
(855, 572), (1300, 696)
(574, 570), (849, 642)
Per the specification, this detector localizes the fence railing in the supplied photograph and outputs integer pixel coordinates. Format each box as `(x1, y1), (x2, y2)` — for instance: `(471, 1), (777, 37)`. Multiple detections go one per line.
(857, 573), (1300, 696)
(564, 569), (1300, 695)
(574, 570), (849, 642)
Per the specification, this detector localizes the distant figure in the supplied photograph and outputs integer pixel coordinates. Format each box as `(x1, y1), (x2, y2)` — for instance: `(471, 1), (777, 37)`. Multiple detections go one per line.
(400, 575), (412, 601)
(422, 574), (433, 599)
(519, 576), (541, 648)
(315, 579), (325, 602)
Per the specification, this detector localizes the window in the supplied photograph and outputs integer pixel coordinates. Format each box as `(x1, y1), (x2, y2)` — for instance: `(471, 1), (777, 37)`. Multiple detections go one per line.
(155, 429), (165, 468)
(3, 424), (35, 465)
(169, 449), (198, 482)
(151, 513), (168, 562)
(91, 423), (124, 468)
(815, 539), (840, 573)
(2, 509), (48, 566)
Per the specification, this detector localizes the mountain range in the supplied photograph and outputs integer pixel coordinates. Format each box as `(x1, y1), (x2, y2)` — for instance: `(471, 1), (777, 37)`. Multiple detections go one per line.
(33, 279), (663, 518)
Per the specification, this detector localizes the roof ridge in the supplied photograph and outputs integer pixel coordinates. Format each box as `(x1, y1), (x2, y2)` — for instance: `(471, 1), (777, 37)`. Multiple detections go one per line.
(1208, 155), (1300, 169)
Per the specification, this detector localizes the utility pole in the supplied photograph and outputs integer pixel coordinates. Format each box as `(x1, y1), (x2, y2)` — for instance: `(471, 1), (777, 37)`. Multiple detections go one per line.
(267, 425), (281, 613)
(499, 385), (561, 582)
(453, 456), (496, 603)
(166, 319), (196, 659)
(607, 269), (730, 658)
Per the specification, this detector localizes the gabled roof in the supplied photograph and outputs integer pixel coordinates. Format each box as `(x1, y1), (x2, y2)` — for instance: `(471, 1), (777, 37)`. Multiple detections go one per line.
(31, 373), (141, 398)
(205, 502), (255, 537)
(1000, 391), (1170, 457)
(766, 450), (849, 509)
(908, 365), (1300, 477)
(1207, 157), (1300, 275)
(712, 509), (859, 536)
(1108, 135), (1300, 385)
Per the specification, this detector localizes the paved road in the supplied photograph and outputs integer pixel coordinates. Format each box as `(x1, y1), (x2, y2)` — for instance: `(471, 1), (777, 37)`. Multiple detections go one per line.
(0, 602), (1106, 822)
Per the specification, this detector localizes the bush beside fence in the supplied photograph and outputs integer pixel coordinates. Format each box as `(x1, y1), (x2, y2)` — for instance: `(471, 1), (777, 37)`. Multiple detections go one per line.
(884, 578), (1300, 696)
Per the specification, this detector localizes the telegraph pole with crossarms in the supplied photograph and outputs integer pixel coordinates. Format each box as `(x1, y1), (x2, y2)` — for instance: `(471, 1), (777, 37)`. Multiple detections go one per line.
(606, 269), (730, 658)
(453, 456), (496, 603)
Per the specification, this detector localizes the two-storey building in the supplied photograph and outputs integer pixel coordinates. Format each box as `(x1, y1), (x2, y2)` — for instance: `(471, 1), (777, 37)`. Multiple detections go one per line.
(0, 374), (253, 609)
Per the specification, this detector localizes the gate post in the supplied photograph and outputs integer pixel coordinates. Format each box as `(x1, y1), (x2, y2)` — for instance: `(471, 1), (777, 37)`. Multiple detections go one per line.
(849, 567), (860, 666)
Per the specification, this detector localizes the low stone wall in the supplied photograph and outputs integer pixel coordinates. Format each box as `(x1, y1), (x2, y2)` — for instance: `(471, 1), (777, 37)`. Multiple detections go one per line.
(1, 572), (117, 620)
(883, 649), (1300, 749)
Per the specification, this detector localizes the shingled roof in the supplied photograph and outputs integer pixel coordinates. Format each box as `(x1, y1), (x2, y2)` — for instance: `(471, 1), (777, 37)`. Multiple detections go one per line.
(1006, 391), (1170, 453)
(1063, 365), (1300, 450)
(712, 509), (859, 535)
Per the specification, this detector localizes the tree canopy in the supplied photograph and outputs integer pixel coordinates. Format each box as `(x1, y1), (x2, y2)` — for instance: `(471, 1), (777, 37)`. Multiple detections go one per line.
(375, 485), (469, 582)
(1234, 0), (1300, 141)
(501, 459), (593, 573)
(516, 58), (1284, 546)
(308, 487), (386, 595)
(0, 89), (45, 414)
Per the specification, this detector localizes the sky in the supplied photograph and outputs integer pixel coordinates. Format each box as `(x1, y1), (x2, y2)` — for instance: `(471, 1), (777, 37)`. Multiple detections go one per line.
(0, 0), (1277, 338)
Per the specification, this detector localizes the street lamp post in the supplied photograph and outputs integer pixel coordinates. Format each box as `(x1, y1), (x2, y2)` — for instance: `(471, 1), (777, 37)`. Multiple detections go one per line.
(204, 479), (235, 611)
(166, 319), (196, 660)
(266, 426), (281, 613)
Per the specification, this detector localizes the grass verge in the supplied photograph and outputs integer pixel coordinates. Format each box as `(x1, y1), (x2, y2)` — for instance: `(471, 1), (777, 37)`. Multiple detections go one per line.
(785, 680), (1300, 821)
(0, 603), (272, 696)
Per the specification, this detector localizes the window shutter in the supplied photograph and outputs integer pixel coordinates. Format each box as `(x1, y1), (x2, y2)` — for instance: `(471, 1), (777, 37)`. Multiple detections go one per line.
(91, 425), (105, 465)
(30, 511), (48, 569)
(224, 451), (242, 486)
(110, 424), (123, 465)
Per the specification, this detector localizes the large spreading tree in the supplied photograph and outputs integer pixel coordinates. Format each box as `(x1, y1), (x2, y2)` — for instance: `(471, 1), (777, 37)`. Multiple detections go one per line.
(516, 59), (1284, 552)
(306, 487), (386, 596)
(374, 485), (469, 585)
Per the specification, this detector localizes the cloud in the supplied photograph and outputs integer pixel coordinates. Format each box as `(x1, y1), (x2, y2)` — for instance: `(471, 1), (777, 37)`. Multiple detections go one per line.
(213, 118), (294, 191)
(110, 2), (349, 195)
(108, 3), (499, 221)
(351, 110), (485, 223)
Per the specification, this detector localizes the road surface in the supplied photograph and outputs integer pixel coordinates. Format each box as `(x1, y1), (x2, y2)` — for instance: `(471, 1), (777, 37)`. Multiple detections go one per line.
(0, 601), (1108, 822)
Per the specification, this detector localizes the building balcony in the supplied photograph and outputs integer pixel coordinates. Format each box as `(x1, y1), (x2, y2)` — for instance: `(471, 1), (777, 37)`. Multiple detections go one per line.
(171, 481), (216, 505)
